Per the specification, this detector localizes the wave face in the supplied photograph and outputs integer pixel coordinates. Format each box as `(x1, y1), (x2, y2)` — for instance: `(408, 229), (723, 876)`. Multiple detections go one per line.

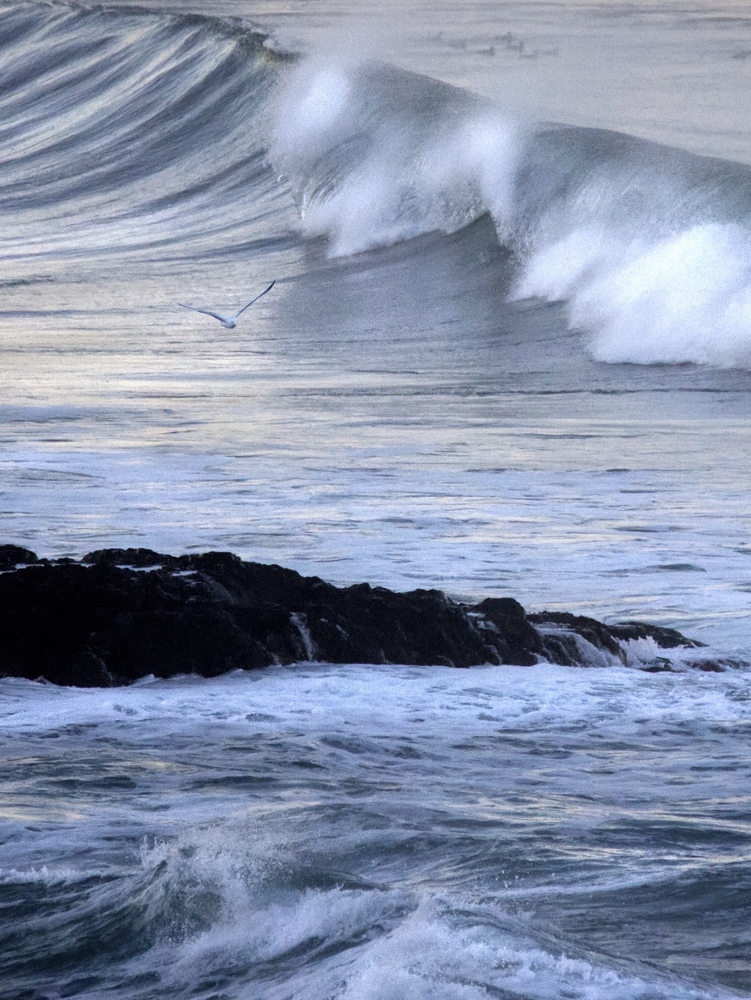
(272, 57), (751, 368)
(271, 56), (518, 256)
(4, 1), (751, 364)
(0, 1), (290, 262)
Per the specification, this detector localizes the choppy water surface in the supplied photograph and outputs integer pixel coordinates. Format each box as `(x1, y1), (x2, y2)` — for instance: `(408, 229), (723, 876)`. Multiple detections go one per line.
(3, 0), (751, 995)
(2, 664), (751, 999)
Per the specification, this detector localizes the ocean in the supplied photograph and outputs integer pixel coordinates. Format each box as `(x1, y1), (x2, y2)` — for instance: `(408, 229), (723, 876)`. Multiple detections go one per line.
(2, 0), (751, 996)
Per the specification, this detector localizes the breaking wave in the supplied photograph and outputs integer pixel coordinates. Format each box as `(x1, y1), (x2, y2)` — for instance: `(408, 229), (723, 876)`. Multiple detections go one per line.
(272, 56), (751, 368)
(4, 663), (750, 999)
(4, 1), (751, 365)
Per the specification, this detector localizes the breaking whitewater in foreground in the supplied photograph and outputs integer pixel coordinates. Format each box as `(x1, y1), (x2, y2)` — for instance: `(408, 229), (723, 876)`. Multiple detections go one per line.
(0, 545), (736, 686)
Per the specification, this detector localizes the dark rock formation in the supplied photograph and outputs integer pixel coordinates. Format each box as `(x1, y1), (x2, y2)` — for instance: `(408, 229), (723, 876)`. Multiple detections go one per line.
(527, 611), (704, 667)
(0, 544), (38, 570)
(0, 546), (719, 687)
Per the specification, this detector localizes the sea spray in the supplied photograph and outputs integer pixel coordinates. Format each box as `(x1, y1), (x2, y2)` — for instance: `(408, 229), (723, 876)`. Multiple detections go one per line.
(272, 55), (751, 367)
(271, 57), (520, 255)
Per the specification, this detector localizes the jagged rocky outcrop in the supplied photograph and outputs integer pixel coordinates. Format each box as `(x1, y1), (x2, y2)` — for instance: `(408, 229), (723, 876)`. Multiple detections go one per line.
(0, 544), (719, 687)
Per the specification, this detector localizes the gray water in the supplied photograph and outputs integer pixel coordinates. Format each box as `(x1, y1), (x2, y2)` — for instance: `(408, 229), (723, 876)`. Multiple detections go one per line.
(3, 664), (751, 999)
(2, 1), (751, 996)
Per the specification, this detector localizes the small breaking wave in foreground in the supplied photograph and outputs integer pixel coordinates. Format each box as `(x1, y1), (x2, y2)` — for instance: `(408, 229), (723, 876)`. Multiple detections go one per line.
(3, 662), (751, 999)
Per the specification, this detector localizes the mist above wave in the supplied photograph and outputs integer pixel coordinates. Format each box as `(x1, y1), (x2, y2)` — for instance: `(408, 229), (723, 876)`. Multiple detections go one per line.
(271, 55), (518, 256)
(272, 56), (751, 368)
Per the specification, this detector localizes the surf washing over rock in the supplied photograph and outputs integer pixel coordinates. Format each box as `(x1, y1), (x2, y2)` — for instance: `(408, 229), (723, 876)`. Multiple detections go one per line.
(0, 544), (722, 687)
(272, 54), (751, 367)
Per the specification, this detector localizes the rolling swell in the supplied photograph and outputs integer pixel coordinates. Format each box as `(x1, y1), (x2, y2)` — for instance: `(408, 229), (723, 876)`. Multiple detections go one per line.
(0, 1), (291, 262)
(5, 2), (751, 365)
(272, 57), (751, 368)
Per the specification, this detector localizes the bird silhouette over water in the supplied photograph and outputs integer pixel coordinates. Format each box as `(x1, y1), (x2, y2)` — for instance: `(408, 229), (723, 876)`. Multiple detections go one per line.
(179, 281), (275, 328)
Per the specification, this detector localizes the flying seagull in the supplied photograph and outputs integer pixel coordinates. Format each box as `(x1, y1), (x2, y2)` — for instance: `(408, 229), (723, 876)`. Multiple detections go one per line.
(178, 280), (275, 328)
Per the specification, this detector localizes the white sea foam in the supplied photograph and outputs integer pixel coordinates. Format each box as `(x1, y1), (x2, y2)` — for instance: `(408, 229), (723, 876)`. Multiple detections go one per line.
(328, 897), (722, 1000)
(2, 661), (749, 748)
(271, 57), (519, 256)
(515, 223), (751, 367)
(273, 54), (751, 368)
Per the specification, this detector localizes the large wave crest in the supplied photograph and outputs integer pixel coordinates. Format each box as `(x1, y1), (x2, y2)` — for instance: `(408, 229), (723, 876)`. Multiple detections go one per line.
(271, 56), (751, 369)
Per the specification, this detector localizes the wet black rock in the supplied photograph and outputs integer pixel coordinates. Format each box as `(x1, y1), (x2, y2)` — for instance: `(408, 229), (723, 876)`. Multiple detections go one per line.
(0, 544), (38, 570)
(0, 546), (715, 686)
(528, 611), (706, 668)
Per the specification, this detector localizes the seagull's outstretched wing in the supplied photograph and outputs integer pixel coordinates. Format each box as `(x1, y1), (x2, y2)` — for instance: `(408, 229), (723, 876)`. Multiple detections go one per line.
(178, 303), (227, 323)
(233, 280), (276, 320)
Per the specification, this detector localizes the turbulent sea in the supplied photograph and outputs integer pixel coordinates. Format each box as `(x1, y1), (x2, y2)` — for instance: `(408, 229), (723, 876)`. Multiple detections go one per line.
(3, 0), (751, 997)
